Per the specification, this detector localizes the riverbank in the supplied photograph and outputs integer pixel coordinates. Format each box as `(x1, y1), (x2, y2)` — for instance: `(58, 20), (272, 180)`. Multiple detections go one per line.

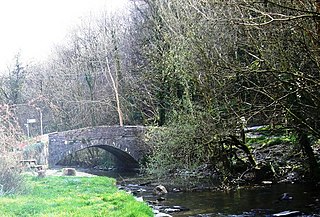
(0, 174), (153, 217)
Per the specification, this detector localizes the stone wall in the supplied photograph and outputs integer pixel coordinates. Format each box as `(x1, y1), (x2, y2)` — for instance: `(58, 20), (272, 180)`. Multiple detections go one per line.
(48, 126), (148, 168)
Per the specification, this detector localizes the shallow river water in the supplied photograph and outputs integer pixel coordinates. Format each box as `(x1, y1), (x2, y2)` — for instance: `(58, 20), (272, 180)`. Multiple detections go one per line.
(161, 184), (320, 216)
(87, 169), (320, 216)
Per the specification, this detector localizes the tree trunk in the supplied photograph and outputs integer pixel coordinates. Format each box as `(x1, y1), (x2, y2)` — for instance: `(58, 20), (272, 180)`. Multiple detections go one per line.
(103, 57), (124, 126)
(316, 0), (320, 38)
(298, 131), (320, 182)
(229, 135), (257, 167)
(158, 91), (166, 126)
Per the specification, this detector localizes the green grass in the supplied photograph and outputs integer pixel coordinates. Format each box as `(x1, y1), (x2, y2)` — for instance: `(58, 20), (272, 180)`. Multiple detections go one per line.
(246, 134), (297, 148)
(0, 176), (153, 217)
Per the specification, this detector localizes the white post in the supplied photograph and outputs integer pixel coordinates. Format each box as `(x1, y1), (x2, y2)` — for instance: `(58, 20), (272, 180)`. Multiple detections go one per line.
(36, 108), (43, 135)
(25, 123), (30, 138)
(39, 109), (43, 135)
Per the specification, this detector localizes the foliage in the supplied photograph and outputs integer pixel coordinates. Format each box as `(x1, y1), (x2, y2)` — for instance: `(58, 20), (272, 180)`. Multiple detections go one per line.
(231, 0), (320, 179)
(0, 175), (153, 217)
(137, 0), (320, 181)
(0, 54), (26, 105)
(0, 158), (25, 196)
(0, 0), (319, 184)
(144, 123), (202, 177)
(143, 112), (247, 183)
(22, 142), (46, 164)
(0, 104), (25, 195)
(246, 134), (297, 148)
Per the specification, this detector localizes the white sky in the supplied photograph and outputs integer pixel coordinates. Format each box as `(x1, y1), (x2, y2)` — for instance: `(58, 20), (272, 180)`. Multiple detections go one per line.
(0, 0), (129, 72)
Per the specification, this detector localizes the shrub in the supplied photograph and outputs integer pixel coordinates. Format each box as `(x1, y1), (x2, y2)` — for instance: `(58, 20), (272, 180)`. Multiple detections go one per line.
(143, 112), (219, 178)
(0, 104), (25, 195)
(0, 157), (25, 196)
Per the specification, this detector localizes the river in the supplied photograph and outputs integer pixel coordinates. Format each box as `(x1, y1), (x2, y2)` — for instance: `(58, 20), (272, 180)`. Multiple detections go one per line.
(86, 169), (320, 216)
(161, 184), (320, 216)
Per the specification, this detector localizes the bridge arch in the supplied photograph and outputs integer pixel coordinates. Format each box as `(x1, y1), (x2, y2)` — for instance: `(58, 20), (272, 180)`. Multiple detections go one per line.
(48, 126), (148, 168)
(56, 145), (139, 169)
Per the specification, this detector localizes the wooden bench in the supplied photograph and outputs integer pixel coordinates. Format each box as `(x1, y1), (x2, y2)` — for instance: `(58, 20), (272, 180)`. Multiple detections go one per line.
(20, 160), (44, 171)
(20, 159), (37, 166)
(32, 165), (44, 170)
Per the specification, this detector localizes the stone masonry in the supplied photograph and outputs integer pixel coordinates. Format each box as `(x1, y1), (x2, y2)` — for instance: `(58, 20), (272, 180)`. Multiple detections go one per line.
(48, 126), (148, 169)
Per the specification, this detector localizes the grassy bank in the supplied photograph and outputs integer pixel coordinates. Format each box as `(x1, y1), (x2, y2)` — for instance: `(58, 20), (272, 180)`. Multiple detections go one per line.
(0, 175), (153, 217)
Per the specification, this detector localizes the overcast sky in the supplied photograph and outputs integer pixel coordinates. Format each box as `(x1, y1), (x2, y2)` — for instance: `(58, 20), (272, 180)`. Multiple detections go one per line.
(0, 0), (129, 71)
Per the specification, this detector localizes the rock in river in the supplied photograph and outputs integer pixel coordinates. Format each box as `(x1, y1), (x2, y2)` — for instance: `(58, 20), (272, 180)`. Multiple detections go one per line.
(154, 185), (168, 195)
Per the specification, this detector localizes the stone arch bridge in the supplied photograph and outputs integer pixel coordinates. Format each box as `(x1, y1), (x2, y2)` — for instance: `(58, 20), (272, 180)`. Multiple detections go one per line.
(48, 126), (149, 169)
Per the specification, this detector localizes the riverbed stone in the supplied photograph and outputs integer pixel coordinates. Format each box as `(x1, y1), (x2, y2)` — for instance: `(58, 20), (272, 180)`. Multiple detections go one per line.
(164, 208), (181, 213)
(153, 185), (168, 195)
(155, 212), (172, 217)
(272, 210), (301, 217)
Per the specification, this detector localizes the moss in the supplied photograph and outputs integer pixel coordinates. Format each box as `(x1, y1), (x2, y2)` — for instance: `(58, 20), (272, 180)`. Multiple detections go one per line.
(246, 134), (296, 148)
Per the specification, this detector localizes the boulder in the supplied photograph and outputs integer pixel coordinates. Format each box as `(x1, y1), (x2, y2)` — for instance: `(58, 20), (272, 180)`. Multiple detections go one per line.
(153, 185), (168, 195)
(279, 193), (293, 201)
(62, 168), (77, 176)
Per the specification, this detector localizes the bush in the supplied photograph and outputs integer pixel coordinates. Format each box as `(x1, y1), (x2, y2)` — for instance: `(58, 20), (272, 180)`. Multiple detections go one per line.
(143, 112), (218, 178)
(0, 104), (25, 195)
(0, 157), (25, 196)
